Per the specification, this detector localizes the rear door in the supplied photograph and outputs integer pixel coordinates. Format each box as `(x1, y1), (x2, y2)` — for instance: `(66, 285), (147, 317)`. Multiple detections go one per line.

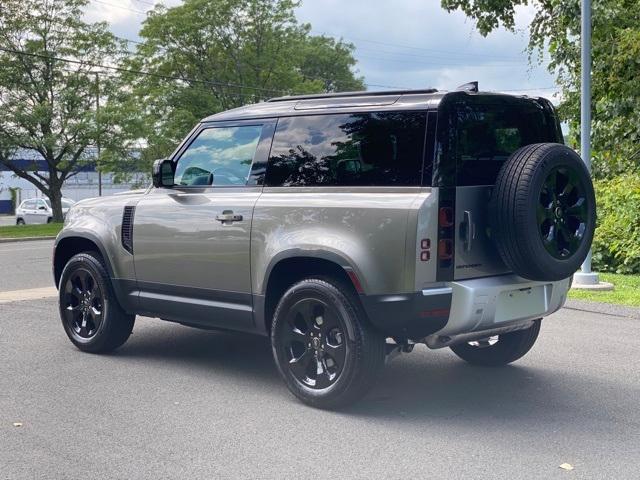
(132, 120), (275, 331)
(436, 95), (562, 280)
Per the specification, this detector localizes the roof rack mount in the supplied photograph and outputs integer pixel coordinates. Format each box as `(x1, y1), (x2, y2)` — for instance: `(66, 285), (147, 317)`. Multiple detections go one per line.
(267, 88), (438, 103)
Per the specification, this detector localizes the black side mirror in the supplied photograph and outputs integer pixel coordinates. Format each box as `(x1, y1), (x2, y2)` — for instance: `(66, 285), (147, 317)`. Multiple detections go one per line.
(152, 158), (175, 188)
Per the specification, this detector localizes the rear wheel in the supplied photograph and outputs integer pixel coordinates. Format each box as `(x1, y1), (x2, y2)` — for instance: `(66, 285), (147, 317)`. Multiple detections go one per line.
(450, 320), (541, 366)
(59, 251), (135, 353)
(16, 218), (25, 225)
(271, 278), (385, 409)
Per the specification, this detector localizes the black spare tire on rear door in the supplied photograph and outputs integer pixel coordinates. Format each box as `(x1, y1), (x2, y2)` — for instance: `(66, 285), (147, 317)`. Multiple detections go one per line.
(489, 143), (596, 281)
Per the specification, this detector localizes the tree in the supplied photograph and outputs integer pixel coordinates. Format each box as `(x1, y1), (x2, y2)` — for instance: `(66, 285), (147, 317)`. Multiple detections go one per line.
(0, 0), (125, 221)
(440, 0), (640, 179)
(118, 0), (364, 166)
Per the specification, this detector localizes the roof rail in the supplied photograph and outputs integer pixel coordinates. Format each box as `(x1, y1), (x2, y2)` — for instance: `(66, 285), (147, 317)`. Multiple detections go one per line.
(266, 88), (438, 103)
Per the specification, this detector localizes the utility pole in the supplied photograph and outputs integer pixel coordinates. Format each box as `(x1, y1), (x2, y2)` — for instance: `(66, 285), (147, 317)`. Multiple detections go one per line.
(96, 72), (102, 197)
(573, 0), (606, 288)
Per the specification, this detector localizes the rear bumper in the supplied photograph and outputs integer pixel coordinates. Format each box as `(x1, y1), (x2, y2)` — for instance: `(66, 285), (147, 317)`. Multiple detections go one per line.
(361, 274), (571, 342)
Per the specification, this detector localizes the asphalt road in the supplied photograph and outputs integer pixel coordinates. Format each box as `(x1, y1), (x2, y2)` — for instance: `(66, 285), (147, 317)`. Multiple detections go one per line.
(1, 243), (639, 479)
(0, 239), (54, 291)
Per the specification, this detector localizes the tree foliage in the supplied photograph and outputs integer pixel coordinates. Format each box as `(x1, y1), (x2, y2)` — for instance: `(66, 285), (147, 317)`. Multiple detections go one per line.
(441, 0), (640, 179)
(119, 0), (364, 165)
(0, 0), (126, 220)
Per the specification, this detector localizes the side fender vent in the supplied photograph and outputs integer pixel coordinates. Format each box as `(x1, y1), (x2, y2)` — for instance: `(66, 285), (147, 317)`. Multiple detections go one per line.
(121, 205), (136, 254)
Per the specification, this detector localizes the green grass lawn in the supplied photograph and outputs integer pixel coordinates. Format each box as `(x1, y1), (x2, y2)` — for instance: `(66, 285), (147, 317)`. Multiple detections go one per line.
(0, 222), (63, 239)
(569, 272), (640, 307)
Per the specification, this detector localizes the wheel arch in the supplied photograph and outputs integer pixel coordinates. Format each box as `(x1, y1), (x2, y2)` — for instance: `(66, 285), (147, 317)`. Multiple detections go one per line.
(54, 232), (115, 288)
(259, 252), (364, 335)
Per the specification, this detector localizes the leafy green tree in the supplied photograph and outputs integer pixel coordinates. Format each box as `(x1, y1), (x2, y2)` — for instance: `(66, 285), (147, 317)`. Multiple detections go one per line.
(0, 0), (127, 221)
(119, 0), (364, 165)
(441, 0), (640, 178)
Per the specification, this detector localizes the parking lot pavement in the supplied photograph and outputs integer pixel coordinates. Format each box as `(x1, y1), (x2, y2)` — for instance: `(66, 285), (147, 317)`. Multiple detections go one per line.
(1, 297), (638, 480)
(0, 215), (16, 226)
(0, 240), (54, 291)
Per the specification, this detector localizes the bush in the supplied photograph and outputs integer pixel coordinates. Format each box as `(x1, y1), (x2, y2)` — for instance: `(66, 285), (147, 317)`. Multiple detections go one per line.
(591, 174), (640, 274)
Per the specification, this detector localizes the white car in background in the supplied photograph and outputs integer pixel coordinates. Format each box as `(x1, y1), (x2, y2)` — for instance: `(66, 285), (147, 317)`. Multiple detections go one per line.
(15, 198), (75, 225)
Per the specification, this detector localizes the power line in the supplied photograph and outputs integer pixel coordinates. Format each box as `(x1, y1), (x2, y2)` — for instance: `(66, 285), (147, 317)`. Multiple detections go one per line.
(131, 0), (157, 6)
(0, 46), (290, 96)
(354, 46), (526, 65)
(311, 30), (529, 61)
(90, 0), (147, 16)
(356, 53), (528, 69)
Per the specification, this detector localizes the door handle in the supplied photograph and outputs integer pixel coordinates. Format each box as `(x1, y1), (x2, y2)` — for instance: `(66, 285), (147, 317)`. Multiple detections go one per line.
(215, 211), (243, 223)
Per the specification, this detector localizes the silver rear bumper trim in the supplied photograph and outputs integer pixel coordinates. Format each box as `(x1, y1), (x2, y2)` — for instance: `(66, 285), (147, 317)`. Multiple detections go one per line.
(421, 287), (453, 296)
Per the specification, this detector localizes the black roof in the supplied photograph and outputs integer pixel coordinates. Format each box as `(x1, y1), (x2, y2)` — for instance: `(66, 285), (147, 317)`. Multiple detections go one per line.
(202, 87), (543, 123)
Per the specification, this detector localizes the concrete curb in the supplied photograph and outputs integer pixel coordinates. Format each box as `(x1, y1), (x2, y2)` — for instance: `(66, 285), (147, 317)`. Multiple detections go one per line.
(564, 299), (640, 319)
(0, 236), (56, 243)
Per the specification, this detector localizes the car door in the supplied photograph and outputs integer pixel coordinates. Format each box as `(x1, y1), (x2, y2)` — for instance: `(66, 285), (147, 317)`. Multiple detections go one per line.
(34, 199), (50, 224)
(22, 200), (38, 224)
(132, 119), (275, 331)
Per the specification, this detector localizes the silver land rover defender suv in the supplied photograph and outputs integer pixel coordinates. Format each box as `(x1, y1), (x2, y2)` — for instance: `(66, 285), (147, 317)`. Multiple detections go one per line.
(54, 85), (596, 408)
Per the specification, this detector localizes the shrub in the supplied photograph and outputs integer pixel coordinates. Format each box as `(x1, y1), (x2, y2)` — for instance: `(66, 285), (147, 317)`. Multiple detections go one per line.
(591, 174), (640, 274)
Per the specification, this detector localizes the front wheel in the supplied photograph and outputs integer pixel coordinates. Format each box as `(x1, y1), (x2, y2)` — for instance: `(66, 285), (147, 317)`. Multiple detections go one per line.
(58, 251), (135, 353)
(271, 278), (385, 409)
(450, 320), (541, 366)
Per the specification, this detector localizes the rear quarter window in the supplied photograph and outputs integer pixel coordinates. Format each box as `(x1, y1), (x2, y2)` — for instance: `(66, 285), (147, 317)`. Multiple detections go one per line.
(265, 112), (427, 187)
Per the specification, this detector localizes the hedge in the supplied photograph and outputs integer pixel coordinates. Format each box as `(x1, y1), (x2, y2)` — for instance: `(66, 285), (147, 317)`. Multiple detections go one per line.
(591, 174), (640, 274)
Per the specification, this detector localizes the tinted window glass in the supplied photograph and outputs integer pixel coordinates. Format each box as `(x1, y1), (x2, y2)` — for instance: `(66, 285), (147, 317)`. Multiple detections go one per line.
(266, 112), (426, 187)
(175, 125), (263, 186)
(455, 104), (555, 186)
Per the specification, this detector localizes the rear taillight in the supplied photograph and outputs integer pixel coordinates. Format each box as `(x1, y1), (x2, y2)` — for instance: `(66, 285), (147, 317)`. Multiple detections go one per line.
(438, 207), (454, 227)
(438, 207), (454, 268)
(438, 239), (453, 261)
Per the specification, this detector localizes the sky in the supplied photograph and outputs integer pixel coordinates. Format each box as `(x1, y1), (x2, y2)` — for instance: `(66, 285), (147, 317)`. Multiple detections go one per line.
(84, 0), (559, 102)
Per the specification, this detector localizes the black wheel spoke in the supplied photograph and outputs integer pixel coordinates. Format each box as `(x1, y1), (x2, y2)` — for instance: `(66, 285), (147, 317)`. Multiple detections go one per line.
(538, 166), (588, 259)
(324, 343), (345, 372)
(288, 348), (313, 380)
(62, 267), (104, 340)
(313, 357), (332, 389)
(280, 297), (347, 390)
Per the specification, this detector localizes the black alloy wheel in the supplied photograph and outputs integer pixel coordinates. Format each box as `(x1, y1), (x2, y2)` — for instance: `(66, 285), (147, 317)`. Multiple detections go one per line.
(58, 251), (135, 353)
(538, 166), (588, 259)
(281, 298), (346, 389)
(271, 278), (385, 409)
(62, 268), (104, 339)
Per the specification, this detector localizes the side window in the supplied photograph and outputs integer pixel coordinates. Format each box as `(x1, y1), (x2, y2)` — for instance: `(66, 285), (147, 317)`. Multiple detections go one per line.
(266, 112), (427, 187)
(174, 125), (263, 187)
(24, 200), (36, 209)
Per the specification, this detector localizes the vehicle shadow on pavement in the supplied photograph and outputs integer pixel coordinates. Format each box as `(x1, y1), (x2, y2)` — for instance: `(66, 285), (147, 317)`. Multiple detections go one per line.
(112, 321), (282, 387)
(112, 320), (629, 428)
(345, 346), (625, 431)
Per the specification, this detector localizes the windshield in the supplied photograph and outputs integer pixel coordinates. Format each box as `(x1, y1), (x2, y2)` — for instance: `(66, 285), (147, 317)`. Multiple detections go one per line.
(42, 199), (74, 208)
